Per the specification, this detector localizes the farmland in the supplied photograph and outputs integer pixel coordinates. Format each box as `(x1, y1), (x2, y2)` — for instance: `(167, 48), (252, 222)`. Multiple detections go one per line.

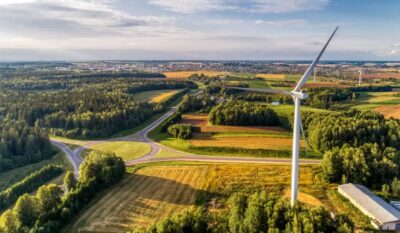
(374, 105), (400, 119)
(82, 141), (151, 161)
(163, 71), (230, 79)
(256, 73), (285, 79)
(183, 114), (297, 150)
(67, 162), (370, 232)
(132, 89), (182, 103)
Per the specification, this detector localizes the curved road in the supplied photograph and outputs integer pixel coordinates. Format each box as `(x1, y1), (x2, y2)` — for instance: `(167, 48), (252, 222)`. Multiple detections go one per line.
(51, 104), (321, 176)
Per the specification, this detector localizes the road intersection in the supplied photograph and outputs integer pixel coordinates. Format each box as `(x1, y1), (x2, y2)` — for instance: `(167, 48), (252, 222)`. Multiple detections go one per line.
(51, 105), (320, 176)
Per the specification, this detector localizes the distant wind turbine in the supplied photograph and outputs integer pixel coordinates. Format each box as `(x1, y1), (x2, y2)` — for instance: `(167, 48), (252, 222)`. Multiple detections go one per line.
(358, 68), (362, 86)
(314, 67), (317, 82)
(224, 26), (338, 207)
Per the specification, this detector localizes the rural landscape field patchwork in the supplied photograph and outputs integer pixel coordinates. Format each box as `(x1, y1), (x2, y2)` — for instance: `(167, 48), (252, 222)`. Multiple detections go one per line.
(1, 1), (400, 232)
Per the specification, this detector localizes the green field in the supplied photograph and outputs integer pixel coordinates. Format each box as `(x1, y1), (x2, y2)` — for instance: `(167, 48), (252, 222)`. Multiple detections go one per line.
(356, 92), (400, 104)
(83, 141), (151, 161)
(247, 80), (270, 88)
(0, 149), (72, 192)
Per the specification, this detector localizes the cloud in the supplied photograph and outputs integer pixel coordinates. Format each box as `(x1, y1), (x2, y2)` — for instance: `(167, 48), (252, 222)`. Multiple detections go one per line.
(374, 42), (400, 57)
(253, 19), (308, 27)
(148, 0), (329, 14)
(0, 0), (174, 37)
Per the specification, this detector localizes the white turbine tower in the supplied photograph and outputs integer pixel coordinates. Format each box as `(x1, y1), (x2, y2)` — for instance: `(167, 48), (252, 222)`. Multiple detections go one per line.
(358, 68), (362, 86)
(224, 27), (338, 207)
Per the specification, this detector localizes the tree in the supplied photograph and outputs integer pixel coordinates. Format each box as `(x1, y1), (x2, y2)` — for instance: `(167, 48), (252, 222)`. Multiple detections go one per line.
(63, 171), (76, 192)
(14, 194), (38, 228)
(37, 184), (63, 213)
(392, 178), (400, 196)
(0, 210), (20, 233)
(227, 193), (247, 233)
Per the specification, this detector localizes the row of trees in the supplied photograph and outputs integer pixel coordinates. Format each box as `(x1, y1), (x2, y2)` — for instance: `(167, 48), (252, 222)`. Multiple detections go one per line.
(0, 121), (55, 173)
(304, 88), (354, 109)
(135, 192), (353, 233)
(178, 94), (217, 113)
(237, 93), (293, 104)
(0, 151), (125, 233)
(167, 124), (200, 139)
(0, 165), (63, 211)
(209, 101), (280, 126)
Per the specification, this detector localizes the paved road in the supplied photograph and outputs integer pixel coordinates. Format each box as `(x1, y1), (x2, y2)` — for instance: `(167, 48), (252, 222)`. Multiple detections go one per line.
(50, 140), (82, 176)
(51, 103), (321, 176)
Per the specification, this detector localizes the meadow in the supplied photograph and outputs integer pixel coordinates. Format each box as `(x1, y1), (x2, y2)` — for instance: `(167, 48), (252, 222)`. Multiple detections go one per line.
(82, 141), (151, 161)
(349, 92), (400, 118)
(67, 162), (371, 232)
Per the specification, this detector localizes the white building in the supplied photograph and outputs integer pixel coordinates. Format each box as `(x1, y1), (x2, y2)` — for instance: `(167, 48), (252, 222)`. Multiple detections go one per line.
(338, 183), (400, 231)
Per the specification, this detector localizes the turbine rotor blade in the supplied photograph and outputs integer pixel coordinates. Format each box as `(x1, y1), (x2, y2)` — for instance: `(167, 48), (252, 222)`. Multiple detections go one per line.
(299, 116), (308, 157)
(223, 86), (291, 96)
(293, 26), (339, 92)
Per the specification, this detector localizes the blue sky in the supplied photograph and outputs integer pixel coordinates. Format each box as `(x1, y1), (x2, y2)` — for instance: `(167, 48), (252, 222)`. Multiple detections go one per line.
(0, 0), (399, 60)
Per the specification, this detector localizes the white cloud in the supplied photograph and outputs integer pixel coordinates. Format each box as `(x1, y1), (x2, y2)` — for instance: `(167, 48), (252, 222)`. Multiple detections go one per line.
(374, 42), (400, 57)
(0, 0), (35, 5)
(148, 0), (329, 14)
(253, 19), (308, 27)
(0, 0), (174, 35)
(147, 0), (229, 14)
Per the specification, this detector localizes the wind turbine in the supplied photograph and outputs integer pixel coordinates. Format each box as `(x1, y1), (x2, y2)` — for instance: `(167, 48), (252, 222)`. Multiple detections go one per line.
(314, 67), (317, 82)
(358, 68), (362, 86)
(224, 27), (338, 207)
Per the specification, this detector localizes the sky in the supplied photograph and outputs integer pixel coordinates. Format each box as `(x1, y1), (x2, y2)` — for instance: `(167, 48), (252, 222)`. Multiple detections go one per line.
(0, 0), (399, 61)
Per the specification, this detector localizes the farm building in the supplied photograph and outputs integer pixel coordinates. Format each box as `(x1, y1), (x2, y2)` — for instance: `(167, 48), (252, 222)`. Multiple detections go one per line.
(338, 183), (400, 231)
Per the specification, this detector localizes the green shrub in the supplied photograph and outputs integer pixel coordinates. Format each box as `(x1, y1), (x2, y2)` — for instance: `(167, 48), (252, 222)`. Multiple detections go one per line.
(167, 124), (200, 139)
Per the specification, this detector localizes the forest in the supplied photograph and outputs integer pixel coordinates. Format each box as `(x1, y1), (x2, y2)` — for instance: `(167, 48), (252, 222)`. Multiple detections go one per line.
(134, 192), (353, 233)
(304, 110), (400, 189)
(0, 122), (54, 173)
(209, 101), (280, 126)
(0, 74), (195, 171)
(0, 151), (125, 233)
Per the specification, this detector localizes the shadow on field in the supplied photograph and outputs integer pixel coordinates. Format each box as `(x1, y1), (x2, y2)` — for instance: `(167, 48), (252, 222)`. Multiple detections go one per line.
(127, 173), (219, 205)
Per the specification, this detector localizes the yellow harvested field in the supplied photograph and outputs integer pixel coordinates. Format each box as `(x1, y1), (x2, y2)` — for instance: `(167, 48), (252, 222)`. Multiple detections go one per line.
(283, 189), (322, 207)
(163, 70), (229, 79)
(69, 163), (323, 232)
(191, 136), (302, 150)
(256, 74), (285, 79)
(70, 165), (210, 232)
(182, 114), (286, 133)
(374, 105), (400, 119)
(150, 90), (180, 103)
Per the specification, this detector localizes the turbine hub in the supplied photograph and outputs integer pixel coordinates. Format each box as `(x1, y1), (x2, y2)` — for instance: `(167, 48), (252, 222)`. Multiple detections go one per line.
(290, 91), (308, 100)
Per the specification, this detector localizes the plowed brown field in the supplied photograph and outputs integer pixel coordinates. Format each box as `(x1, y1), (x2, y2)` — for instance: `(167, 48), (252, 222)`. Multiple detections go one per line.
(374, 105), (400, 119)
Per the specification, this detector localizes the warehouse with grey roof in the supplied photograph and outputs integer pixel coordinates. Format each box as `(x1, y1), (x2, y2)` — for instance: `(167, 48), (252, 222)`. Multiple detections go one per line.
(338, 183), (400, 231)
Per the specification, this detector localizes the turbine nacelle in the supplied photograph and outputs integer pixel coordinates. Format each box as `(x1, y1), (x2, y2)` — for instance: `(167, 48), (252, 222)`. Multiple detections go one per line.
(290, 91), (308, 100)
